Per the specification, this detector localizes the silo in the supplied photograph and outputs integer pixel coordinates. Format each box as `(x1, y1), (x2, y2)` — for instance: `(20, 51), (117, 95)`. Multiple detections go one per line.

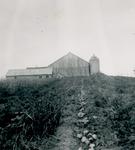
(89, 55), (100, 74)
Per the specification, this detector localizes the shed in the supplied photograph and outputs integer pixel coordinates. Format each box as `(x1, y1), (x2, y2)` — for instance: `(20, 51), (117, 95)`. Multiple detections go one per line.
(6, 67), (53, 79)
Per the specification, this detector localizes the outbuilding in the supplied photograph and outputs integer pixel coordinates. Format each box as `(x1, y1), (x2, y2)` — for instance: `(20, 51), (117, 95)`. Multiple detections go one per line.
(6, 67), (52, 79)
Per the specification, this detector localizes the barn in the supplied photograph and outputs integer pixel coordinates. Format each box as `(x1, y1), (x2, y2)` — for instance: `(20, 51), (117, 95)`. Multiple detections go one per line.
(6, 67), (52, 79)
(49, 52), (90, 77)
(6, 52), (100, 79)
(49, 52), (100, 76)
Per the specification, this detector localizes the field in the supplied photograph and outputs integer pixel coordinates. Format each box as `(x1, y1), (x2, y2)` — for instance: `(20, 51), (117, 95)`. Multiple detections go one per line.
(0, 74), (135, 150)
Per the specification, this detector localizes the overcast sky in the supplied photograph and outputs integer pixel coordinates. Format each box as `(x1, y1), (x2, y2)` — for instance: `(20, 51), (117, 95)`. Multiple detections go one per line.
(0, 0), (135, 77)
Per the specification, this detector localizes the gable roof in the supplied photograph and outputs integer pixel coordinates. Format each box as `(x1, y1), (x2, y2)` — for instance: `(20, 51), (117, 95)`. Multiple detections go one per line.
(6, 52), (90, 77)
(48, 52), (89, 66)
(6, 67), (52, 77)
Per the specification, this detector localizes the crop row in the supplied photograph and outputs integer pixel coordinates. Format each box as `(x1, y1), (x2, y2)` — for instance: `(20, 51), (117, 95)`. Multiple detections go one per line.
(0, 78), (64, 150)
(82, 74), (135, 149)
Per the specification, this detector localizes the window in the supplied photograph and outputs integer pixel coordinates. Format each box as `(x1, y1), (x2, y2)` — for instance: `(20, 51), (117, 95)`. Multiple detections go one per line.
(39, 76), (42, 79)
(46, 75), (49, 78)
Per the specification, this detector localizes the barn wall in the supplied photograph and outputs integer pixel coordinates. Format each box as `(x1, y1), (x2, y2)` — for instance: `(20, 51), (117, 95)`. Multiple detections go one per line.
(6, 76), (15, 80)
(49, 53), (90, 77)
(52, 67), (89, 77)
(6, 75), (52, 80)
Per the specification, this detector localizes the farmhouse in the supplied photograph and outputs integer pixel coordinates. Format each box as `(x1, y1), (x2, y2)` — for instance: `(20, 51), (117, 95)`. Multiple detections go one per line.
(6, 52), (100, 79)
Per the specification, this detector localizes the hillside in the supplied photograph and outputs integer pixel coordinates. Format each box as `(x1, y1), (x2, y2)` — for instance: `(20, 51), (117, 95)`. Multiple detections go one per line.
(0, 74), (135, 150)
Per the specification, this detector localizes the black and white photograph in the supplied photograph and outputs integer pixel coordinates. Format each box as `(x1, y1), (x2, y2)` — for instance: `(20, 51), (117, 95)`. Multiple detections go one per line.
(0, 0), (135, 150)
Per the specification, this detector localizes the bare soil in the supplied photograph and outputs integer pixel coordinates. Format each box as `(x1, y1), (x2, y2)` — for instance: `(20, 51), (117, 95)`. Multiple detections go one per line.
(49, 100), (79, 150)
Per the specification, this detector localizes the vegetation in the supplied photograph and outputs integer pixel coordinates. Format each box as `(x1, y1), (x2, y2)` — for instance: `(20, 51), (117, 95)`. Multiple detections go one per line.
(0, 78), (65, 150)
(82, 74), (135, 149)
(0, 74), (135, 149)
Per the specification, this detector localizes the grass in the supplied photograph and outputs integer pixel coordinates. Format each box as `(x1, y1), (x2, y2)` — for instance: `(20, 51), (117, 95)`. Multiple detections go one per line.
(82, 74), (135, 149)
(0, 74), (135, 150)
(0, 78), (64, 150)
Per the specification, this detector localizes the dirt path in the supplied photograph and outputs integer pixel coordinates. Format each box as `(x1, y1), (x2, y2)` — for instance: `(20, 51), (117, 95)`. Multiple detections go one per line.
(49, 99), (79, 150)
(48, 79), (87, 150)
(50, 117), (77, 150)
(48, 80), (84, 150)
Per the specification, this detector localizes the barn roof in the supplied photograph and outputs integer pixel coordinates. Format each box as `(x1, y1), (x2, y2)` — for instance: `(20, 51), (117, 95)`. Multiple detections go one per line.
(49, 52), (89, 66)
(6, 67), (52, 77)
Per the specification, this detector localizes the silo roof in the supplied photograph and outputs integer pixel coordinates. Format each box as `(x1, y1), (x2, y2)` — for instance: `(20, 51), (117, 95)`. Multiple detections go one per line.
(90, 55), (99, 60)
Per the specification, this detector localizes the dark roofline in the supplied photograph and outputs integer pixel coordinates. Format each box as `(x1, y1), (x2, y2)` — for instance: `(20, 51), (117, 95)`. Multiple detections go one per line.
(48, 52), (89, 66)
(26, 66), (49, 69)
(48, 53), (70, 67)
(70, 52), (89, 64)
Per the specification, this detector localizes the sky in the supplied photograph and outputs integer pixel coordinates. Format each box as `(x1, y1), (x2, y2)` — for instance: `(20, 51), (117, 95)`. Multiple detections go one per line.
(0, 0), (135, 78)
